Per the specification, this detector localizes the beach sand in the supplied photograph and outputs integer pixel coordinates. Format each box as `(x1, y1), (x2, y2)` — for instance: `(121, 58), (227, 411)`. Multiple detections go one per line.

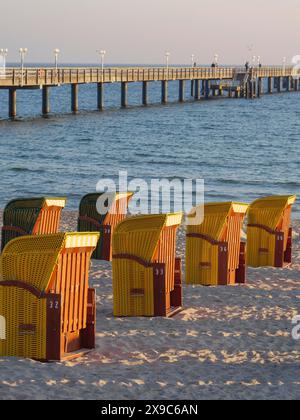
(0, 211), (300, 400)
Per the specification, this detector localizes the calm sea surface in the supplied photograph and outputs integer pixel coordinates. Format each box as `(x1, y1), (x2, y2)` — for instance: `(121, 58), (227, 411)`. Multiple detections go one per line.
(0, 78), (299, 216)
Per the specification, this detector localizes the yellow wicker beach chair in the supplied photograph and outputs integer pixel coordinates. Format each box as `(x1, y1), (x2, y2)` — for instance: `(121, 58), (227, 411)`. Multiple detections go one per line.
(1, 197), (67, 251)
(247, 195), (297, 267)
(78, 192), (133, 261)
(0, 232), (99, 361)
(112, 213), (183, 317)
(186, 202), (249, 286)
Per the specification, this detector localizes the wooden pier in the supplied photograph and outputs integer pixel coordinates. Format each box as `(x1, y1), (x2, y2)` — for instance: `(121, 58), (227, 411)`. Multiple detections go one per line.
(0, 66), (299, 118)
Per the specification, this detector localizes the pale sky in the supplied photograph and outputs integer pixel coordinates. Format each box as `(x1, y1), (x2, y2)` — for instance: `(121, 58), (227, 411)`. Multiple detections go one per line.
(1, 0), (299, 65)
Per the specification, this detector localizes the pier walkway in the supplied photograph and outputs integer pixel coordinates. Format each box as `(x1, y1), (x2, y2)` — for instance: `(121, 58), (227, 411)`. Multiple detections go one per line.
(0, 66), (299, 118)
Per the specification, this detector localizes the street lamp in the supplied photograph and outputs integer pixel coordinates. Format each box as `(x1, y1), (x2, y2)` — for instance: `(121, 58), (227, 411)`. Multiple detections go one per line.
(214, 53), (219, 66)
(165, 51), (170, 71)
(97, 50), (106, 81)
(191, 54), (195, 67)
(54, 48), (60, 72)
(19, 48), (28, 86)
(257, 56), (261, 67)
(283, 56), (287, 75)
(0, 48), (8, 67)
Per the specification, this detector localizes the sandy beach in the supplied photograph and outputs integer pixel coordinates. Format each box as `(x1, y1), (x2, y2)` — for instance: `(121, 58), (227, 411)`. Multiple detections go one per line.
(0, 211), (299, 400)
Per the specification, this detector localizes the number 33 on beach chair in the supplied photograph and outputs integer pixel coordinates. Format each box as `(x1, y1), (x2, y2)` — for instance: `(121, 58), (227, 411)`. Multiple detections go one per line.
(78, 192), (133, 261)
(247, 195), (297, 268)
(0, 232), (99, 361)
(186, 202), (249, 286)
(112, 213), (183, 317)
(1, 197), (67, 251)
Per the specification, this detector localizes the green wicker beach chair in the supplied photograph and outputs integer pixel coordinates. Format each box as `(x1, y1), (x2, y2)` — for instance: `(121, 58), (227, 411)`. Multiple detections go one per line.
(78, 192), (133, 261)
(1, 197), (66, 251)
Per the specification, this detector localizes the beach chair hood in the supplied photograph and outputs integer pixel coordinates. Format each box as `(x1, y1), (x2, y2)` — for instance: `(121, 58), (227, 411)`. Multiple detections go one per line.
(248, 195), (297, 231)
(113, 213), (183, 263)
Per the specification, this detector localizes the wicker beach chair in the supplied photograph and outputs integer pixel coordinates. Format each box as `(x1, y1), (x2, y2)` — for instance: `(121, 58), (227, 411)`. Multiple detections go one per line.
(112, 213), (183, 317)
(186, 202), (249, 286)
(1, 197), (66, 251)
(247, 195), (297, 268)
(78, 192), (133, 261)
(0, 232), (99, 361)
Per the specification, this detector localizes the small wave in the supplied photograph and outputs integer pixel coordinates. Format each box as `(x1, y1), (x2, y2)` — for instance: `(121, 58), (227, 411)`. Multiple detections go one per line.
(10, 167), (45, 174)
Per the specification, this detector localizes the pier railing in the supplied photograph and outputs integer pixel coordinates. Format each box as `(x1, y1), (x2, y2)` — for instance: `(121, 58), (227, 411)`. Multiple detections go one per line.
(0, 66), (236, 87)
(0, 66), (297, 88)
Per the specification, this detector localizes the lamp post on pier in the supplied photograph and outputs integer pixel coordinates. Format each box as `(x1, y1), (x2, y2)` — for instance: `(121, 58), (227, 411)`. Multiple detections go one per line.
(19, 48), (28, 86)
(214, 53), (219, 67)
(0, 48), (8, 70)
(257, 56), (261, 67)
(283, 57), (287, 76)
(54, 48), (60, 83)
(191, 54), (195, 67)
(97, 50), (106, 82)
(165, 51), (170, 71)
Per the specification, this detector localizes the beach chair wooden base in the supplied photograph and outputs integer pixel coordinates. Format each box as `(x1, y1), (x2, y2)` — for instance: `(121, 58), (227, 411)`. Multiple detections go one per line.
(284, 228), (293, 266)
(218, 241), (247, 285)
(235, 242), (247, 284)
(99, 225), (112, 261)
(153, 258), (183, 317)
(45, 289), (96, 362)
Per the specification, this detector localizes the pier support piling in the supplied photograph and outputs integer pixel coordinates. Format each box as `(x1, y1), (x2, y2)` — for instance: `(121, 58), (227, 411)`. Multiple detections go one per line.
(179, 80), (185, 102)
(162, 81), (168, 104)
(71, 84), (79, 113)
(194, 80), (201, 100)
(142, 81), (148, 106)
(42, 86), (50, 115)
(97, 83), (104, 110)
(268, 77), (273, 94)
(121, 82), (128, 108)
(277, 77), (282, 93)
(204, 80), (210, 99)
(9, 88), (17, 119)
(191, 80), (195, 97)
(257, 78), (263, 97)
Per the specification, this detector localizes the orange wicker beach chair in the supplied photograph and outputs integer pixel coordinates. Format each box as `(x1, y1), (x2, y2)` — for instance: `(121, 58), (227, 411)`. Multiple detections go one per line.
(1, 197), (66, 251)
(247, 195), (297, 268)
(186, 202), (249, 286)
(0, 232), (99, 361)
(78, 192), (133, 261)
(112, 213), (183, 317)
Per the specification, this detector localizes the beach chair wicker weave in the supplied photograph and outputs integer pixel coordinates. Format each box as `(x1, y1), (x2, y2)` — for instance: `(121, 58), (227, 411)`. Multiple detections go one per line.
(186, 202), (249, 286)
(247, 195), (296, 267)
(78, 192), (133, 261)
(1, 197), (66, 251)
(0, 232), (99, 361)
(112, 213), (183, 317)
